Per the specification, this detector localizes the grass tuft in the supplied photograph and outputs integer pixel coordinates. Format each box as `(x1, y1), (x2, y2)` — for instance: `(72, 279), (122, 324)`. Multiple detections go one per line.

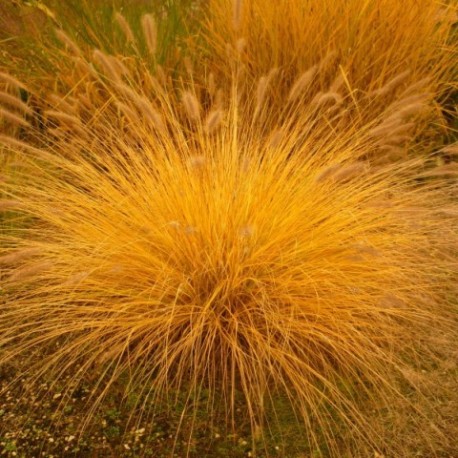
(0, 66), (456, 455)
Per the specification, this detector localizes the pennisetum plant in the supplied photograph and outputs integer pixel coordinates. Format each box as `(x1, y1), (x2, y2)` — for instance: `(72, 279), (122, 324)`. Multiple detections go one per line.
(0, 52), (457, 456)
(198, 0), (457, 156)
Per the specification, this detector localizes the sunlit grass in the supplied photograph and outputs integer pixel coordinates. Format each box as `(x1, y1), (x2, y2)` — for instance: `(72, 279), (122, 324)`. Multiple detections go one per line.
(0, 64), (456, 455)
(198, 0), (457, 155)
(0, 1), (457, 456)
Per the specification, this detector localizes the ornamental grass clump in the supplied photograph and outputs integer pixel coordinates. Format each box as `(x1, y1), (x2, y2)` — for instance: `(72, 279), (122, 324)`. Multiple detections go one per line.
(199, 0), (457, 153)
(0, 68), (457, 455)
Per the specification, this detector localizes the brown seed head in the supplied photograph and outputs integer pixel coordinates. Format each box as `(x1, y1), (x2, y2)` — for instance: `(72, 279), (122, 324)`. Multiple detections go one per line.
(0, 72), (28, 91)
(182, 91), (201, 122)
(0, 92), (33, 115)
(370, 70), (411, 97)
(115, 12), (136, 44)
(0, 248), (41, 265)
(0, 108), (29, 127)
(141, 14), (157, 56)
(9, 261), (53, 282)
(288, 66), (317, 102)
(55, 29), (81, 56)
(204, 109), (224, 134)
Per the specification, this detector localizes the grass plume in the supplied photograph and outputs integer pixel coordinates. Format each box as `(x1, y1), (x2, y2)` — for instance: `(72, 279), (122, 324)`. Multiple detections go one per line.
(141, 14), (158, 56)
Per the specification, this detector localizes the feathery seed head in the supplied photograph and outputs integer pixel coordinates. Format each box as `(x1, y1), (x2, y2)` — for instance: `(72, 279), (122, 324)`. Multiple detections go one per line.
(92, 49), (122, 82)
(141, 14), (157, 56)
(204, 109), (224, 134)
(0, 248), (40, 265)
(188, 155), (207, 169)
(115, 12), (136, 45)
(370, 70), (411, 97)
(55, 29), (81, 56)
(0, 71), (29, 91)
(287, 65), (317, 102)
(0, 107), (29, 127)
(0, 91), (33, 116)
(0, 199), (22, 211)
(182, 90), (201, 121)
